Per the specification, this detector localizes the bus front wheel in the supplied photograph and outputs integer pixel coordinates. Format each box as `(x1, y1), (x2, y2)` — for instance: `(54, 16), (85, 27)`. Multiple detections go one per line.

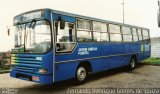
(75, 66), (88, 84)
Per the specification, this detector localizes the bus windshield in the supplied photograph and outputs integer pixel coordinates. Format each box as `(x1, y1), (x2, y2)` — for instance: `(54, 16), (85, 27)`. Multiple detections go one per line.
(13, 20), (51, 53)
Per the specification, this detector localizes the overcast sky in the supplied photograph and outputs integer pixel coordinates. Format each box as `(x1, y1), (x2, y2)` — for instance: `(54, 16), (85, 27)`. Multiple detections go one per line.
(0, 0), (159, 51)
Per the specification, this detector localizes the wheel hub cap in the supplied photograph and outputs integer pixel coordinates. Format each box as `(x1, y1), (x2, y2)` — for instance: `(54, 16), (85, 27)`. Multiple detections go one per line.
(77, 67), (86, 81)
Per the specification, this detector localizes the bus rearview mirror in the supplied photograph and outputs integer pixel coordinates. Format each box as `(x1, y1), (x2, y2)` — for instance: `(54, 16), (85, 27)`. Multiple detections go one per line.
(7, 29), (10, 36)
(7, 26), (10, 36)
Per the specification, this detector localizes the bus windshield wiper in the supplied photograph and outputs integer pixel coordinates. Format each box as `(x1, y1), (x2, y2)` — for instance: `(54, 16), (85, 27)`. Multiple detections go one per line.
(29, 19), (37, 29)
(25, 20), (36, 47)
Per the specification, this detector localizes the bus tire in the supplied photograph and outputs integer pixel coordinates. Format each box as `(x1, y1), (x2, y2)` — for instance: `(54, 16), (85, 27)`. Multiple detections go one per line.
(75, 65), (88, 84)
(128, 57), (136, 70)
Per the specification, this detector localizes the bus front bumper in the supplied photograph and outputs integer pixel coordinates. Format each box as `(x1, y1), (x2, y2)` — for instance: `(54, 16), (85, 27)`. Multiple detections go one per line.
(10, 70), (53, 84)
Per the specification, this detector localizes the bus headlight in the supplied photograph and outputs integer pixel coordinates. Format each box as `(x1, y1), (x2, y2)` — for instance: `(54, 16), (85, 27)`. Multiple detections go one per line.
(38, 69), (48, 73)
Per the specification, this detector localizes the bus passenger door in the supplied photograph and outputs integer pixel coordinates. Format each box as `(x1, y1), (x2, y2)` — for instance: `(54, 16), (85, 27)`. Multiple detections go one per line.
(52, 14), (77, 82)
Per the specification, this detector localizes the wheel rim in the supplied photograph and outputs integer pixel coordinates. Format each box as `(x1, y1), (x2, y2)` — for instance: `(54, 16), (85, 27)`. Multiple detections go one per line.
(130, 59), (135, 68)
(77, 67), (86, 81)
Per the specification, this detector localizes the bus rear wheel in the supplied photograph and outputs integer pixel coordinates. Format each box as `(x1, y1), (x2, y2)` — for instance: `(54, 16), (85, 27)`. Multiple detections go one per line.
(75, 66), (88, 84)
(128, 57), (136, 70)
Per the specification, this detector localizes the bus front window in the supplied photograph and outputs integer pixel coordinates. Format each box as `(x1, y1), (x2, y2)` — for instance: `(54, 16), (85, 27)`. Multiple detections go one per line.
(56, 22), (75, 52)
(13, 20), (52, 53)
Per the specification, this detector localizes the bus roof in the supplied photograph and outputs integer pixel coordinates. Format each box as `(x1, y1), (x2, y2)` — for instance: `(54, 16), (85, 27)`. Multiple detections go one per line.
(14, 8), (149, 30)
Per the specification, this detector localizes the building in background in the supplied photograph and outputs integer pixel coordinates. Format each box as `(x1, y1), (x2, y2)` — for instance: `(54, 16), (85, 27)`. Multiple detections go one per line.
(151, 37), (160, 58)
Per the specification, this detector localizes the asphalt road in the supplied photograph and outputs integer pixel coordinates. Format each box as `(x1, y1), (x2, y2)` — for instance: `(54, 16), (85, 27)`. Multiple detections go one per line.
(0, 64), (160, 94)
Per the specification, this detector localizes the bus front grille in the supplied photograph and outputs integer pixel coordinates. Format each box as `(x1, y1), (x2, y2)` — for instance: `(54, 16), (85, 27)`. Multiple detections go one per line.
(11, 54), (42, 73)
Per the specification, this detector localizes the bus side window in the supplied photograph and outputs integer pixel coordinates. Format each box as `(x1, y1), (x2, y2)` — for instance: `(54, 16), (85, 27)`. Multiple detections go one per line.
(138, 29), (142, 41)
(109, 24), (122, 42)
(122, 26), (132, 42)
(77, 19), (92, 42)
(93, 21), (109, 42)
(142, 29), (149, 41)
(132, 28), (138, 42)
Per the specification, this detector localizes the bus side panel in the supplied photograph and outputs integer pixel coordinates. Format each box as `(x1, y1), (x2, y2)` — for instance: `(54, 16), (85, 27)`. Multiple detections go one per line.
(89, 58), (109, 73)
(54, 62), (79, 82)
(54, 59), (110, 82)
(54, 42), (144, 82)
(129, 43), (139, 53)
(137, 42), (151, 62)
(137, 43), (143, 62)
(86, 43), (131, 72)
(91, 43), (112, 72)
(108, 55), (130, 69)
(142, 42), (151, 59)
(107, 43), (129, 68)
(108, 42), (139, 69)
(123, 43), (139, 65)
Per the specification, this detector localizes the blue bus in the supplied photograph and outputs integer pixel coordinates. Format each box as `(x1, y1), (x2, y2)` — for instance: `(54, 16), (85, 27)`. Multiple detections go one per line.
(10, 9), (150, 84)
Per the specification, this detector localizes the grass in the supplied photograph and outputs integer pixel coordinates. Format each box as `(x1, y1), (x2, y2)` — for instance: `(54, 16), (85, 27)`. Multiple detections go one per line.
(0, 67), (10, 74)
(0, 64), (11, 74)
(142, 58), (160, 65)
(0, 68), (3, 71)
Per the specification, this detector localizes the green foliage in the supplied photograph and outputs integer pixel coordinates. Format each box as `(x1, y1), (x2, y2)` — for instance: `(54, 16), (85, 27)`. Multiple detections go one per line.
(0, 52), (11, 73)
(142, 58), (160, 65)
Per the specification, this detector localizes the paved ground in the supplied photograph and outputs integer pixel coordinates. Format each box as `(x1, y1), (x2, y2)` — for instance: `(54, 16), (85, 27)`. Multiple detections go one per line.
(0, 64), (160, 94)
